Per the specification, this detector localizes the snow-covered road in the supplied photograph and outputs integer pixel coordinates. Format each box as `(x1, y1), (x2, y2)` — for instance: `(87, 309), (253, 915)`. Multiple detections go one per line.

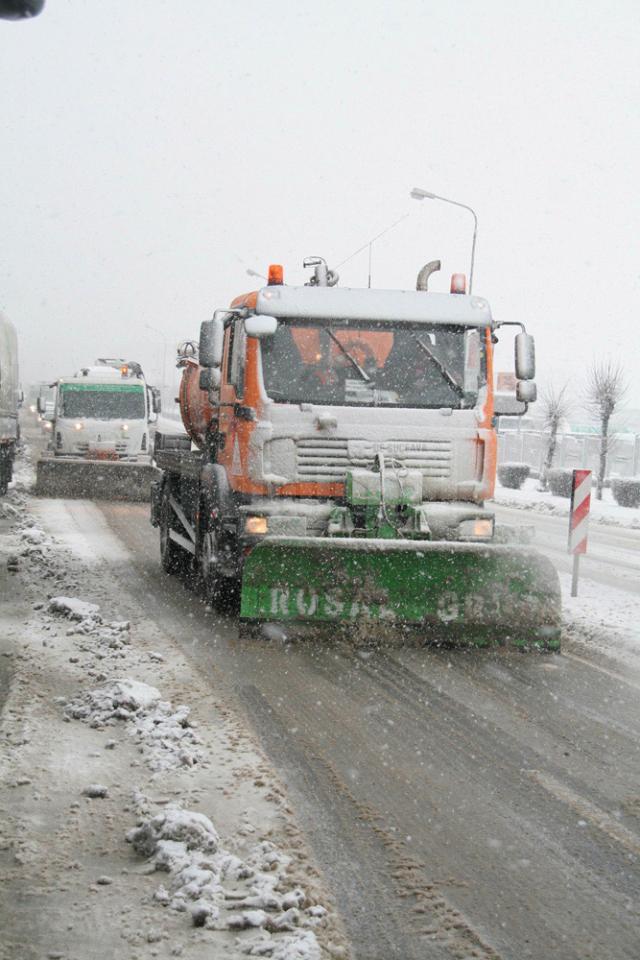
(3, 435), (640, 960)
(73, 495), (640, 960)
(1, 450), (346, 960)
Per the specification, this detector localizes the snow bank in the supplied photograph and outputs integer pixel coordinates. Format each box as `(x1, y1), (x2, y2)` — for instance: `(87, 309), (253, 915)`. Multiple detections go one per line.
(65, 678), (161, 720)
(65, 679), (203, 771)
(127, 801), (324, 956)
(561, 574), (640, 668)
(128, 806), (220, 858)
(494, 477), (640, 529)
(49, 596), (101, 621)
(47, 594), (131, 656)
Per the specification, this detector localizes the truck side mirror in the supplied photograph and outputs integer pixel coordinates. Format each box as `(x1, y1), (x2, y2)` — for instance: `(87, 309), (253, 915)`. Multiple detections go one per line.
(516, 380), (537, 403)
(37, 397), (44, 413)
(245, 315), (278, 338)
(151, 387), (162, 414)
(515, 333), (535, 380)
(199, 317), (225, 368)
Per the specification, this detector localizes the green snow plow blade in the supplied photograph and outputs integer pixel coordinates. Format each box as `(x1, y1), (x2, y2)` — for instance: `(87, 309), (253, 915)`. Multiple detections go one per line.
(240, 538), (561, 649)
(36, 456), (160, 502)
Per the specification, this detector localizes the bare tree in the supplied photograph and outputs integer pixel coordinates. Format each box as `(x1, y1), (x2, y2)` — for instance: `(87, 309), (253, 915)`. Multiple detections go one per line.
(584, 360), (627, 500)
(538, 381), (572, 490)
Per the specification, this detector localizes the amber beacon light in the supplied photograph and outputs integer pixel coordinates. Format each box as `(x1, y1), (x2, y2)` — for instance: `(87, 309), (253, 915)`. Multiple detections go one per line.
(267, 264), (284, 286)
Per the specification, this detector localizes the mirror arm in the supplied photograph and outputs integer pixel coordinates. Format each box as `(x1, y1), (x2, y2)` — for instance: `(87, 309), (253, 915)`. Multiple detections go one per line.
(213, 306), (248, 326)
(493, 320), (527, 333)
(495, 407), (527, 418)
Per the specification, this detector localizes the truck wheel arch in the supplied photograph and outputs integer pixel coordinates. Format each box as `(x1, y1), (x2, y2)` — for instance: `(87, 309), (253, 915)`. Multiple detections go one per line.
(199, 463), (237, 522)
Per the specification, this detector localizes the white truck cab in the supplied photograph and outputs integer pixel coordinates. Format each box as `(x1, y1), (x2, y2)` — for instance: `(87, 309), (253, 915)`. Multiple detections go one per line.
(48, 359), (159, 461)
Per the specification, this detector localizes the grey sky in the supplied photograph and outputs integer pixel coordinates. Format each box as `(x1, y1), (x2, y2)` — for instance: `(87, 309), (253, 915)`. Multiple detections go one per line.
(1, 0), (639, 411)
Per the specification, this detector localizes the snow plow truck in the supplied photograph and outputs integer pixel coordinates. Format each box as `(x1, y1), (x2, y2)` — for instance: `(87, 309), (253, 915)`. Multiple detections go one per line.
(151, 257), (561, 648)
(36, 359), (161, 501)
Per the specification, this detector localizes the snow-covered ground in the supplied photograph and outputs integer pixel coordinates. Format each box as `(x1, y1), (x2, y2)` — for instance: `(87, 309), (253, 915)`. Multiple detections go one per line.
(494, 477), (640, 529)
(560, 575), (640, 674)
(494, 478), (640, 674)
(0, 446), (347, 960)
(3, 436), (639, 958)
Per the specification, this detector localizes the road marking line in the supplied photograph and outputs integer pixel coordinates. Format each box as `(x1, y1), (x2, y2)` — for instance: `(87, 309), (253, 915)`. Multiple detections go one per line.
(526, 770), (640, 857)
(562, 650), (640, 691)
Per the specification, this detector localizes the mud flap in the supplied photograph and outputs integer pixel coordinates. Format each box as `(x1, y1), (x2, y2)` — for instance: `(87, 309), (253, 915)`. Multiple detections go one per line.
(35, 457), (160, 502)
(240, 537), (562, 649)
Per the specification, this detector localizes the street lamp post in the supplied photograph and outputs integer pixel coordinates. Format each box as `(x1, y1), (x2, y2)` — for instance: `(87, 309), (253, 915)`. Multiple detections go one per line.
(145, 322), (170, 403)
(410, 187), (478, 293)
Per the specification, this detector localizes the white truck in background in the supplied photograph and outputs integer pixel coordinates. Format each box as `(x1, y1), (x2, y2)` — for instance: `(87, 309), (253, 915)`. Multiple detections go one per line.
(0, 311), (20, 495)
(36, 359), (161, 501)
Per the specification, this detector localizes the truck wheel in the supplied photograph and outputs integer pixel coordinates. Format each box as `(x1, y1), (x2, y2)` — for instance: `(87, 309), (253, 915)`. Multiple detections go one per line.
(159, 491), (184, 574)
(197, 518), (224, 603)
(197, 511), (240, 612)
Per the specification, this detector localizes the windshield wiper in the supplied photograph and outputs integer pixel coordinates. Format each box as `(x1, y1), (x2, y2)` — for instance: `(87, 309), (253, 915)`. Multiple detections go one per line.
(413, 335), (465, 400)
(327, 329), (371, 383)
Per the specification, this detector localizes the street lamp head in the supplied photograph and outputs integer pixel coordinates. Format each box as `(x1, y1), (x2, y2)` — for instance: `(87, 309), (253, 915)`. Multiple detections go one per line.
(409, 186), (478, 293)
(410, 187), (437, 201)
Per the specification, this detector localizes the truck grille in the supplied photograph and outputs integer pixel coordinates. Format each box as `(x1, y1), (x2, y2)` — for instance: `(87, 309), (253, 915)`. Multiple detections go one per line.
(73, 442), (129, 456)
(295, 437), (451, 482)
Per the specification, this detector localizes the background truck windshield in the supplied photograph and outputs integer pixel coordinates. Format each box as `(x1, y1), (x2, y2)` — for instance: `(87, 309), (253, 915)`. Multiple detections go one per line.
(260, 320), (485, 408)
(59, 384), (146, 419)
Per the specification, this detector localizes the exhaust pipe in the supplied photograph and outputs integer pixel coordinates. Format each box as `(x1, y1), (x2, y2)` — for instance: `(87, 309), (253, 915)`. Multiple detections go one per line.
(416, 260), (441, 291)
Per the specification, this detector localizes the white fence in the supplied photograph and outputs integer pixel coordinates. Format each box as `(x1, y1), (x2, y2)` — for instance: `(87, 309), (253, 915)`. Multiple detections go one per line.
(498, 430), (640, 479)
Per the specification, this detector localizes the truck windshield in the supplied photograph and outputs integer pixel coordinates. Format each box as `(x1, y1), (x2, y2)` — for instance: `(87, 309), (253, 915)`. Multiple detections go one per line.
(260, 320), (486, 408)
(59, 384), (146, 419)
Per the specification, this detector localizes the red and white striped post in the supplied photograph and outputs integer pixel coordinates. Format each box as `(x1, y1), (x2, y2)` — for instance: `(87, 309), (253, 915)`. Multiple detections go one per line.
(568, 469), (591, 597)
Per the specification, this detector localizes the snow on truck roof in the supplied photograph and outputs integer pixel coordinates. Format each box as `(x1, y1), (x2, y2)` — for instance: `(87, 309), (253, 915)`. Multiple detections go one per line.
(255, 285), (493, 327)
(69, 363), (145, 381)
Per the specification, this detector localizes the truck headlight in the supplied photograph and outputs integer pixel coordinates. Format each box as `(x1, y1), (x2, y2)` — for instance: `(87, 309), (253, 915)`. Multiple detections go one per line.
(458, 518), (494, 540)
(74, 422), (83, 431)
(245, 516), (268, 535)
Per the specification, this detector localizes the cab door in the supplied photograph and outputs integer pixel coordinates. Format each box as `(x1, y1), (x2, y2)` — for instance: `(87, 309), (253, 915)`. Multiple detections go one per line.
(218, 320), (247, 487)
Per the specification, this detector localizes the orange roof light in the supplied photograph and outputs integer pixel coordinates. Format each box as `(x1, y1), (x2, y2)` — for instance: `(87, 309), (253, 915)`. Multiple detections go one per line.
(120, 364), (129, 376)
(450, 273), (467, 294)
(267, 264), (284, 286)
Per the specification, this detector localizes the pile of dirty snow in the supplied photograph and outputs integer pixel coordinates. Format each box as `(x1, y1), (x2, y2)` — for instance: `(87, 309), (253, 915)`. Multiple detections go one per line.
(46, 595), (132, 658)
(127, 800), (324, 956)
(65, 678), (203, 771)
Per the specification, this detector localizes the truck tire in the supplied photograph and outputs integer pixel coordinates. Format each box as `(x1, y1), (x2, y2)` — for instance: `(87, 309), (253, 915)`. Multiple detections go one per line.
(196, 507), (240, 611)
(159, 488), (186, 574)
(196, 511), (224, 603)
